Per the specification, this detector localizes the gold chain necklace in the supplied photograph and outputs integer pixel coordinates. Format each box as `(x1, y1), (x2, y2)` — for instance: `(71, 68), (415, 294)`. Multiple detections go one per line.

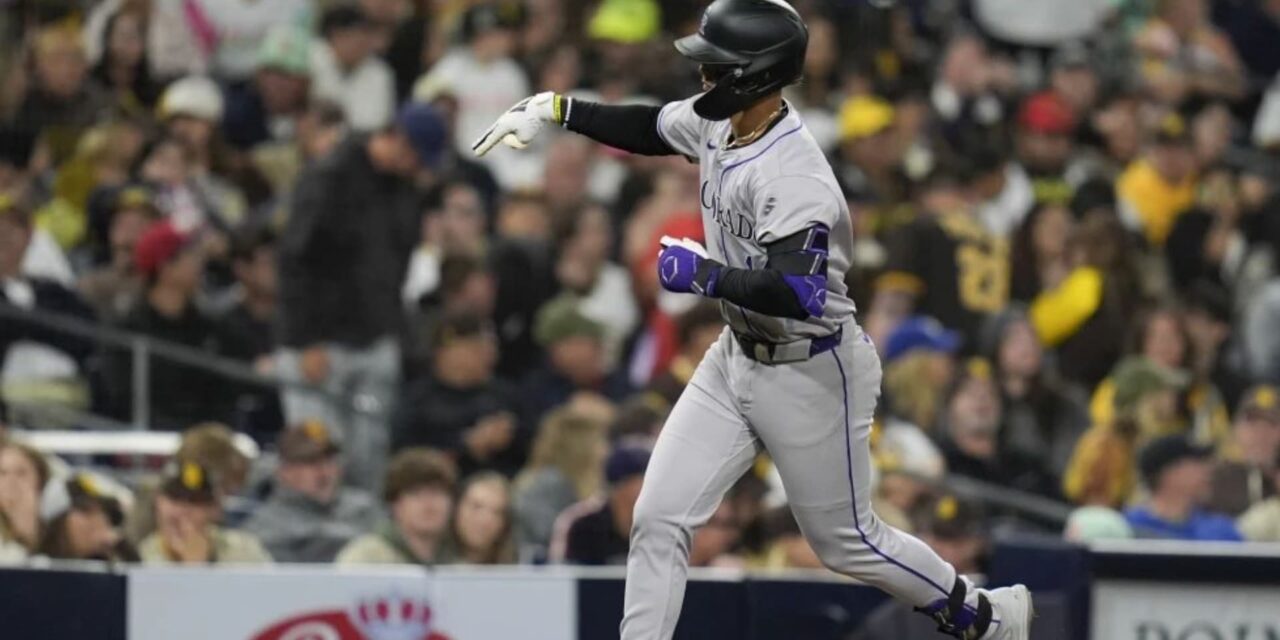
(725, 104), (785, 150)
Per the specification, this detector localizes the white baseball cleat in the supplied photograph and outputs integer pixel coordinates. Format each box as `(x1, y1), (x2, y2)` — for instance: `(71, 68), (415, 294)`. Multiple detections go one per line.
(978, 585), (1034, 640)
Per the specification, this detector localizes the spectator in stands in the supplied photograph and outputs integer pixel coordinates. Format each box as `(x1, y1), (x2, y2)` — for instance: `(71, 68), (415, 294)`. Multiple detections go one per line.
(870, 157), (1012, 344)
(913, 495), (988, 575)
(277, 102), (445, 490)
(1014, 91), (1078, 208)
(12, 25), (110, 165)
(1034, 210), (1140, 388)
(834, 95), (909, 211)
(1009, 203), (1076, 304)
(872, 418), (947, 532)
(414, 2), (529, 186)
(524, 295), (630, 421)
(0, 198), (97, 414)
(37, 473), (136, 562)
(139, 461), (272, 564)
(103, 221), (227, 430)
(1065, 357), (1190, 506)
(222, 26), (313, 150)
(156, 75), (248, 231)
(1117, 113), (1200, 247)
(1210, 386), (1280, 516)
(1089, 305), (1198, 433)
(311, 5), (395, 131)
(513, 407), (608, 554)
(440, 471), (516, 565)
(646, 302), (724, 410)
(1134, 0), (1245, 103)
(88, 8), (160, 118)
(0, 441), (50, 563)
(88, 10), (158, 115)
(1238, 453), (1280, 542)
(1164, 167), (1247, 293)
(78, 185), (155, 321)
(880, 317), (960, 434)
(401, 179), (491, 310)
(982, 308), (1088, 480)
(939, 358), (1055, 497)
(403, 254), (498, 376)
(551, 446), (648, 566)
(242, 422), (382, 563)
(336, 448), (456, 565)
(1125, 434), (1242, 541)
(215, 227), (281, 438)
(553, 203), (639, 369)
(191, 0), (314, 81)
(392, 312), (522, 478)
(127, 421), (254, 544)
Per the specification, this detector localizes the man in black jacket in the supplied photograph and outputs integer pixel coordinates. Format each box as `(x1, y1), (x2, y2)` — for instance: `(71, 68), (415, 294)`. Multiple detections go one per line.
(278, 102), (444, 490)
(392, 312), (523, 478)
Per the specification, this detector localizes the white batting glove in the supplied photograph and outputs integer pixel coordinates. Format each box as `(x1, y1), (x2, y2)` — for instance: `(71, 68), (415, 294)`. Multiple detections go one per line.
(471, 92), (563, 157)
(657, 235), (709, 258)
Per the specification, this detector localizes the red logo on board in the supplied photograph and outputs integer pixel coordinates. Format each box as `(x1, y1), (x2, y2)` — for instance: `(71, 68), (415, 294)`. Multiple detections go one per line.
(250, 594), (453, 640)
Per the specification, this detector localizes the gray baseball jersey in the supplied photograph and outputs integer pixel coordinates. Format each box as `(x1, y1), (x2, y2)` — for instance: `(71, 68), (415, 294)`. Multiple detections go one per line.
(656, 95), (855, 342)
(621, 97), (983, 640)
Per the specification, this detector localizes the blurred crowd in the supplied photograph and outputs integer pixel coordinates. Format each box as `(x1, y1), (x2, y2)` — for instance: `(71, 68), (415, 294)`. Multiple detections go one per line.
(3, 0), (1280, 584)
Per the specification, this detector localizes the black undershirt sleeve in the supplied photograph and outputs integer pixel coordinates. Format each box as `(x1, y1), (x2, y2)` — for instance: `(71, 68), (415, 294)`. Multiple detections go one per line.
(563, 101), (677, 156)
(697, 261), (809, 320)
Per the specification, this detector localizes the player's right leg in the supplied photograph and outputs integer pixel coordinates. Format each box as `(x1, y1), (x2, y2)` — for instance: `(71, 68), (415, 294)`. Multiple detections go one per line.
(620, 331), (760, 640)
(748, 330), (1032, 639)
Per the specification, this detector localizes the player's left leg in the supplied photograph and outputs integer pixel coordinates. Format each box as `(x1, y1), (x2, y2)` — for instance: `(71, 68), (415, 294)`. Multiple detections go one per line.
(746, 328), (1031, 639)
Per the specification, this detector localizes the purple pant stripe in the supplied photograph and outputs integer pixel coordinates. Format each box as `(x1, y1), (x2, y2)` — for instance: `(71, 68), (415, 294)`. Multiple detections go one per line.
(831, 349), (951, 598)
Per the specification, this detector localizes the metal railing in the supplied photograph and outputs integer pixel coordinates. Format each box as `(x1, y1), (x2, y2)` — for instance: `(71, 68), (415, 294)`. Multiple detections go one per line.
(0, 302), (378, 431)
(2, 302), (1077, 526)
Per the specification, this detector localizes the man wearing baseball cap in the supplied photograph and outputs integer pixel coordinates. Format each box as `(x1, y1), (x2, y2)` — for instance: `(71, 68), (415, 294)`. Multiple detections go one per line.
(1209, 385), (1280, 515)
(1117, 112), (1200, 247)
(101, 220), (228, 430)
(242, 421), (382, 563)
(551, 446), (650, 565)
(1123, 434), (1242, 541)
(138, 461), (273, 564)
(278, 100), (448, 490)
(1015, 91), (1077, 207)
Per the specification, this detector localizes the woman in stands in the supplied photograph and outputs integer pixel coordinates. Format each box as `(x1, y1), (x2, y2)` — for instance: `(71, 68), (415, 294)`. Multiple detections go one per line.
(0, 441), (49, 563)
(441, 471), (517, 565)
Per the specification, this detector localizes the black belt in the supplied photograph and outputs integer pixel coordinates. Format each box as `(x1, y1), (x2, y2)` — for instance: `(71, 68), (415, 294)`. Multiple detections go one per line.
(734, 328), (843, 365)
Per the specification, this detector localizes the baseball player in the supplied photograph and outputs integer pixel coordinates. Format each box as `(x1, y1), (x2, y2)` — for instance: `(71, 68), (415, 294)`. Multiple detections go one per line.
(473, 1), (1033, 638)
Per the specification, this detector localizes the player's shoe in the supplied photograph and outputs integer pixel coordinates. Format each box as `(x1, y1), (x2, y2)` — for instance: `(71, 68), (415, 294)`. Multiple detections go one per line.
(977, 585), (1034, 640)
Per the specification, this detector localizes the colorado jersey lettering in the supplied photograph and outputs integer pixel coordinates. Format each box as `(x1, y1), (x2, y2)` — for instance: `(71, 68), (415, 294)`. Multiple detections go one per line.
(656, 95), (855, 342)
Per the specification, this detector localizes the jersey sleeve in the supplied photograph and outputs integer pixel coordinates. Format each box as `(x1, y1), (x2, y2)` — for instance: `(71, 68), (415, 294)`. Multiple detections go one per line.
(655, 96), (706, 159)
(752, 175), (842, 244)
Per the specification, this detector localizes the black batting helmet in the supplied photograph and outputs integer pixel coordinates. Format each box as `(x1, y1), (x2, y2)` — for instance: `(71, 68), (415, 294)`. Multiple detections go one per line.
(675, 0), (808, 121)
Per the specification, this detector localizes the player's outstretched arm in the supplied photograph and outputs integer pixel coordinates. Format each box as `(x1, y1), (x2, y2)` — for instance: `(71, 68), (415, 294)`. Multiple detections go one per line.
(656, 227), (829, 321)
(473, 93), (677, 157)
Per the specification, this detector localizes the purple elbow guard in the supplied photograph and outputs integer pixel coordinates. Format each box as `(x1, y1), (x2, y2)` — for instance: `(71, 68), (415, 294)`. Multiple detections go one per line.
(783, 274), (828, 318)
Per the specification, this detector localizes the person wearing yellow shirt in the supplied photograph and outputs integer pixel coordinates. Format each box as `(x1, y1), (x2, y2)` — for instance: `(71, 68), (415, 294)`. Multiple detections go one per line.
(1116, 112), (1199, 247)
